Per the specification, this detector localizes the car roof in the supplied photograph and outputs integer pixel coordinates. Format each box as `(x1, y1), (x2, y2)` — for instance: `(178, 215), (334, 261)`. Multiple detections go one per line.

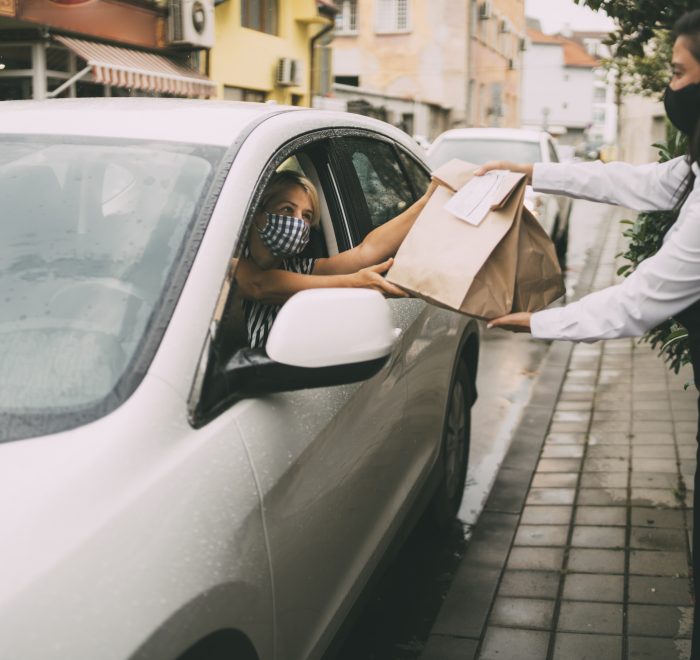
(0, 97), (303, 146)
(433, 128), (547, 143)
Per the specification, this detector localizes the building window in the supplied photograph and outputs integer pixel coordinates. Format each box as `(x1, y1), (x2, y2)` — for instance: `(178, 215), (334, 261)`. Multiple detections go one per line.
(223, 86), (267, 102)
(375, 0), (410, 34)
(593, 86), (606, 103)
(335, 0), (358, 34)
(241, 0), (278, 35)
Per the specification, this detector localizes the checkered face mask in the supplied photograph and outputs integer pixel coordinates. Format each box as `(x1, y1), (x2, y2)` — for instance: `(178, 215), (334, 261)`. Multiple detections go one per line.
(257, 213), (311, 257)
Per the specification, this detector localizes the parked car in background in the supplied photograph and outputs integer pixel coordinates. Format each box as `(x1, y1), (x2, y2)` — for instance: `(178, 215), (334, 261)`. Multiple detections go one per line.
(426, 128), (572, 265)
(0, 98), (480, 660)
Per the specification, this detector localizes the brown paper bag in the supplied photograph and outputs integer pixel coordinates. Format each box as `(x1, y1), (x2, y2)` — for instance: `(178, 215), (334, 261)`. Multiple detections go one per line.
(387, 158), (565, 319)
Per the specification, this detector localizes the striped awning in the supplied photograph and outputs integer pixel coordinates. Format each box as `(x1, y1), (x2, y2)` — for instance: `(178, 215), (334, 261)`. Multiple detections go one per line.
(54, 36), (216, 98)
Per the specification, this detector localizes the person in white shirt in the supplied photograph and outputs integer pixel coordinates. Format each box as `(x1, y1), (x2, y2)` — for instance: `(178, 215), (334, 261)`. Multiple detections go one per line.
(478, 9), (700, 657)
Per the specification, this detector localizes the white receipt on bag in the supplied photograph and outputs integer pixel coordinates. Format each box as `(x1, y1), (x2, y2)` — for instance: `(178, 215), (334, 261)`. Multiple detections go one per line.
(444, 170), (507, 226)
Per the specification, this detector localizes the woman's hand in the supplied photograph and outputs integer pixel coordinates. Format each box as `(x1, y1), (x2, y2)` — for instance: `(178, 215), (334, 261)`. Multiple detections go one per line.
(351, 258), (409, 297)
(486, 312), (532, 333)
(473, 161), (534, 185)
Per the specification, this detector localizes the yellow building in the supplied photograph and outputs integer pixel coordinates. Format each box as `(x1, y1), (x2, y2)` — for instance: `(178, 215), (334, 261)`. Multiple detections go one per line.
(211, 0), (336, 105)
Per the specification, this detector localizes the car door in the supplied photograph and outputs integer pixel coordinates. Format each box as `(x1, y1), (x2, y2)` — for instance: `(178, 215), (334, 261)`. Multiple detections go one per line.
(192, 128), (413, 660)
(330, 132), (452, 514)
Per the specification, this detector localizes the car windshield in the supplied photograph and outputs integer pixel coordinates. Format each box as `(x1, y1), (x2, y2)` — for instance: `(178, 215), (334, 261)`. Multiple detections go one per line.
(428, 138), (542, 168)
(1, 136), (225, 441)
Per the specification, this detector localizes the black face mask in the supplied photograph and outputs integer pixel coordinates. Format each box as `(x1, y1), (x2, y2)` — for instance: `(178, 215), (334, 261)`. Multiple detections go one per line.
(664, 81), (700, 136)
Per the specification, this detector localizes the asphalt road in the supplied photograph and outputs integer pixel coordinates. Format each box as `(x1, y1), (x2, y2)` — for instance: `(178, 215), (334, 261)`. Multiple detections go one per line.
(330, 198), (614, 660)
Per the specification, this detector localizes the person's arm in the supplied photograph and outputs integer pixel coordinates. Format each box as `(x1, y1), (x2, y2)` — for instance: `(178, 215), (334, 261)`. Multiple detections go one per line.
(235, 256), (407, 306)
(490, 194), (700, 342)
(476, 157), (690, 213)
(312, 181), (437, 276)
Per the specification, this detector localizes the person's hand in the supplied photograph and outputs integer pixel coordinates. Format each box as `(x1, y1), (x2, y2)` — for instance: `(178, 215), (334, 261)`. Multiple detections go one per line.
(352, 258), (409, 297)
(473, 161), (534, 184)
(486, 312), (532, 333)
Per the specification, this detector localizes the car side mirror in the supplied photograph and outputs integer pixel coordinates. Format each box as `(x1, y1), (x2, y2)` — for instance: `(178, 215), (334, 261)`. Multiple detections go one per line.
(193, 289), (401, 425)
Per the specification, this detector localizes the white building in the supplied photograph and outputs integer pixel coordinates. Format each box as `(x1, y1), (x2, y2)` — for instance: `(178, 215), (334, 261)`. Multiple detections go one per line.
(521, 26), (616, 153)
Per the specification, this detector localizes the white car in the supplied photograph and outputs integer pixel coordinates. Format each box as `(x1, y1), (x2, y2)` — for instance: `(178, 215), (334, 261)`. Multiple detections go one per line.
(426, 127), (572, 264)
(0, 98), (480, 660)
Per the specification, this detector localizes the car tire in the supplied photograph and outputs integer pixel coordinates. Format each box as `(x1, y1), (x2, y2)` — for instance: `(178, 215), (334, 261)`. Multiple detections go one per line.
(428, 361), (472, 530)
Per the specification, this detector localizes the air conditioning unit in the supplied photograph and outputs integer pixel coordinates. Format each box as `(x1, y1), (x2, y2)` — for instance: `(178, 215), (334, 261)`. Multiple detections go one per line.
(507, 58), (515, 70)
(519, 36), (528, 51)
(499, 18), (511, 33)
(479, 1), (492, 20)
(168, 0), (215, 49)
(276, 57), (303, 87)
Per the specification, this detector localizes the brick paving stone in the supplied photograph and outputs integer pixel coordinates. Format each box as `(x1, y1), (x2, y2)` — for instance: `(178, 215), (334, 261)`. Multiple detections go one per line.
(627, 604), (693, 638)
(577, 488), (627, 505)
(520, 505), (573, 525)
(679, 445), (697, 460)
(575, 506), (626, 526)
(541, 445), (585, 458)
(629, 550), (689, 577)
(537, 458), (583, 473)
(561, 573), (624, 603)
(590, 421), (632, 434)
(582, 457), (629, 472)
(588, 432), (630, 445)
(555, 401), (594, 411)
(490, 596), (555, 630)
(571, 526), (626, 549)
(629, 527), (687, 551)
(567, 548), (625, 574)
(580, 472), (628, 488)
(531, 473), (579, 488)
(514, 525), (569, 547)
(632, 421), (675, 433)
(557, 601), (623, 634)
(545, 432), (587, 445)
(592, 410), (631, 422)
(549, 422), (591, 433)
(526, 488), (576, 506)
(630, 432), (674, 444)
(628, 576), (693, 606)
(551, 632), (622, 660)
(631, 472), (679, 489)
(552, 410), (591, 423)
(630, 488), (684, 509)
(478, 627), (549, 660)
(635, 409), (674, 421)
(586, 445), (630, 459)
(506, 547), (564, 572)
(633, 444), (677, 458)
(677, 433), (697, 446)
(631, 507), (685, 528)
(627, 637), (691, 660)
(633, 399), (672, 410)
(632, 458), (678, 473)
(498, 570), (561, 599)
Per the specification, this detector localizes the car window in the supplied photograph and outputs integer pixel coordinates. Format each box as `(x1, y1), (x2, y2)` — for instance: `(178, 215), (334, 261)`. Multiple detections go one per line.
(398, 150), (432, 196)
(428, 139), (542, 168)
(343, 137), (414, 230)
(1, 136), (224, 441)
(547, 140), (560, 163)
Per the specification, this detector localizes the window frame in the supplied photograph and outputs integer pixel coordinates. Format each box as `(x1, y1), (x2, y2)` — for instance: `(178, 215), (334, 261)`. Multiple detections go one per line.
(374, 0), (411, 35)
(241, 0), (279, 35)
(335, 0), (358, 35)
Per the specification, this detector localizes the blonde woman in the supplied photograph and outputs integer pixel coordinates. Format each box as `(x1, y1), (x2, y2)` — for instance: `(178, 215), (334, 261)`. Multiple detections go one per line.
(236, 170), (434, 347)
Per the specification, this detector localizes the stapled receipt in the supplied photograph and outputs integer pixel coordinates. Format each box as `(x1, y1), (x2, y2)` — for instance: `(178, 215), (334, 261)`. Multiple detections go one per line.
(444, 170), (508, 226)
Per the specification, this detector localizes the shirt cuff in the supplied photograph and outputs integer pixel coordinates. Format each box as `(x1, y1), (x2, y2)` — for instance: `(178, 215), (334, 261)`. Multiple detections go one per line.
(532, 162), (566, 193)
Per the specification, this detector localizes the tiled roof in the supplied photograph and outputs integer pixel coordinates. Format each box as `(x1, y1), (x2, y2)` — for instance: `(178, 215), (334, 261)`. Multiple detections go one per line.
(527, 27), (600, 68)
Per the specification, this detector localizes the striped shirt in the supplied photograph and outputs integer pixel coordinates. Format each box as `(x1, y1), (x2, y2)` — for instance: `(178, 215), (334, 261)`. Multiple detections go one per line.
(242, 254), (316, 348)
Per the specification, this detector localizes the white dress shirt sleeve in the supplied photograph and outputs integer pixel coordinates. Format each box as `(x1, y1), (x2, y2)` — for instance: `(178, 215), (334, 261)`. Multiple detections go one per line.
(531, 165), (700, 342)
(533, 157), (690, 212)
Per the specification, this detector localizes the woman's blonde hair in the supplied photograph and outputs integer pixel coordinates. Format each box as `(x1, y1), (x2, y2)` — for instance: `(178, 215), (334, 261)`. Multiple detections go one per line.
(259, 170), (321, 227)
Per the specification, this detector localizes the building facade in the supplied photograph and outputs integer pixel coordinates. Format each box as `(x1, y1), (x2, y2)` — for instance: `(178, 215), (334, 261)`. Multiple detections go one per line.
(210, 0), (336, 106)
(0, 0), (215, 100)
(330, 0), (527, 140)
(521, 26), (617, 154)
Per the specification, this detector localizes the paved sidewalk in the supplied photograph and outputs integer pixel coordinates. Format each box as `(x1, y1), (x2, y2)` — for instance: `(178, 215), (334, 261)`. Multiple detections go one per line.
(421, 211), (697, 660)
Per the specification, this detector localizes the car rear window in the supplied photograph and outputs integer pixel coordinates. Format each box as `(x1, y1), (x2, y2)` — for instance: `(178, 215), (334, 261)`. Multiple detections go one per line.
(0, 135), (225, 441)
(428, 138), (542, 168)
